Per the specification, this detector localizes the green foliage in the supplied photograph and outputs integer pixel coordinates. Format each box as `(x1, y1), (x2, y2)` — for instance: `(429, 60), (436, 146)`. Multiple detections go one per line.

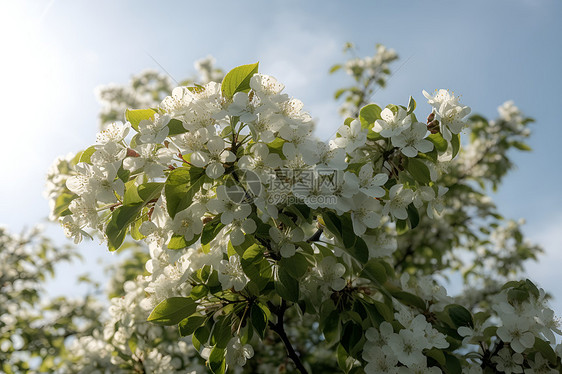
(359, 103), (382, 129)
(428, 133), (448, 153)
(106, 182), (163, 251)
(41, 43), (552, 374)
(125, 108), (156, 131)
(407, 157), (431, 185)
(165, 166), (206, 219)
(221, 62), (259, 99)
(147, 297), (197, 326)
(322, 212), (369, 263)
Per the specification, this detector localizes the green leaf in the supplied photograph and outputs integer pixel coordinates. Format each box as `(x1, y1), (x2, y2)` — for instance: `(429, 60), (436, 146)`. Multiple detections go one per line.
(512, 141), (532, 151)
(275, 267), (299, 302)
(407, 96), (416, 114)
(221, 62), (259, 99)
(444, 352), (462, 374)
(373, 300), (394, 322)
(251, 304), (268, 339)
(212, 316), (233, 349)
(359, 104), (382, 129)
(337, 344), (354, 373)
(130, 217), (145, 240)
(53, 192), (76, 218)
(406, 204), (419, 229)
(425, 348), (446, 367)
(419, 147), (438, 162)
(167, 118), (187, 136)
(362, 300), (385, 326)
(469, 114), (489, 125)
(447, 304), (473, 328)
(242, 258), (272, 292)
(168, 234), (200, 250)
(266, 137), (285, 158)
(128, 334), (138, 355)
(407, 158), (431, 184)
(241, 243), (264, 263)
(138, 182), (164, 201)
(201, 218), (225, 245)
(428, 133), (448, 153)
(334, 88), (347, 99)
(322, 310), (341, 345)
(106, 183), (163, 251)
(525, 279), (540, 298)
(322, 212), (369, 263)
(340, 321), (363, 357)
(329, 64), (342, 74)
(322, 211), (343, 241)
(386, 103), (400, 114)
(208, 346), (226, 374)
(533, 338), (557, 365)
(106, 204), (141, 251)
(125, 108), (156, 131)
(117, 165), (130, 183)
(361, 259), (387, 285)
(79, 146), (97, 164)
(193, 323), (211, 351)
(147, 297), (197, 326)
(123, 179), (141, 204)
(179, 314), (207, 337)
(396, 219), (408, 235)
(507, 288), (530, 303)
(279, 252), (309, 279)
(165, 166), (206, 218)
(451, 133), (461, 158)
(190, 284), (208, 300)
(406, 96), (416, 114)
(388, 290), (426, 310)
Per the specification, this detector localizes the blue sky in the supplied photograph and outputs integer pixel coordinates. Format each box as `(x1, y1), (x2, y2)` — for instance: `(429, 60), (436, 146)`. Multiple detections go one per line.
(1, 0), (561, 311)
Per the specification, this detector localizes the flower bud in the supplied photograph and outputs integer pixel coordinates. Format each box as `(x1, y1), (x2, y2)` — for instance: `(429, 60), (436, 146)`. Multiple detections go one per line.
(126, 148), (140, 157)
(427, 112), (435, 123)
(427, 120), (440, 134)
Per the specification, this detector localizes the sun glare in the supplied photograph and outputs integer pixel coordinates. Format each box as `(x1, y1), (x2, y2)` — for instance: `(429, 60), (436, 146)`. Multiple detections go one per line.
(0, 1), (62, 175)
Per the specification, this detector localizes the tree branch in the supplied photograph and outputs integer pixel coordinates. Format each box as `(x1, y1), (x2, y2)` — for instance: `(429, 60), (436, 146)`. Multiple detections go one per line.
(268, 301), (308, 374)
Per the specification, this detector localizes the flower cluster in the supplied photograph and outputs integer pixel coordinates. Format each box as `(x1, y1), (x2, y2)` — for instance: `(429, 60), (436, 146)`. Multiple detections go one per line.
(331, 44), (399, 117)
(48, 60), (562, 374)
(459, 282), (562, 374)
(0, 226), (104, 372)
(96, 56), (224, 128)
(61, 275), (205, 374)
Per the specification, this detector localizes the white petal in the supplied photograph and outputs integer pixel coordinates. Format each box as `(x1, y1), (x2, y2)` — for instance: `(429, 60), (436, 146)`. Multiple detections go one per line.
(230, 228), (245, 246)
(190, 151), (209, 167)
(206, 163), (225, 179)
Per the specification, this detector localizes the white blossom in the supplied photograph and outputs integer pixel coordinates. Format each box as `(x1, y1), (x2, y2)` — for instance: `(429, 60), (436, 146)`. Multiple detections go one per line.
(139, 113), (171, 144)
(383, 184), (414, 220)
(423, 89), (471, 141)
(191, 136), (235, 179)
(374, 107), (412, 138)
(218, 255), (248, 291)
(333, 119), (367, 153)
(391, 121), (433, 157)
(350, 193), (382, 235)
(225, 336), (254, 368)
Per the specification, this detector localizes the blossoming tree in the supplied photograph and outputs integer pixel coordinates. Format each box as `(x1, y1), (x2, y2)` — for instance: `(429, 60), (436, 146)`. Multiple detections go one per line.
(44, 47), (562, 374)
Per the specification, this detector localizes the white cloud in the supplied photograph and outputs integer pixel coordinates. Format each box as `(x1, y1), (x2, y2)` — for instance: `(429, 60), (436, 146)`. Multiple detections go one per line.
(256, 9), (341, 90)
(255, 9), (344, 138)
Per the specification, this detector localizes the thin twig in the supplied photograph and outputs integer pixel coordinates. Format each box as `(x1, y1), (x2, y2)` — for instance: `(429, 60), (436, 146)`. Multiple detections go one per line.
(268, 301), (308, 374)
